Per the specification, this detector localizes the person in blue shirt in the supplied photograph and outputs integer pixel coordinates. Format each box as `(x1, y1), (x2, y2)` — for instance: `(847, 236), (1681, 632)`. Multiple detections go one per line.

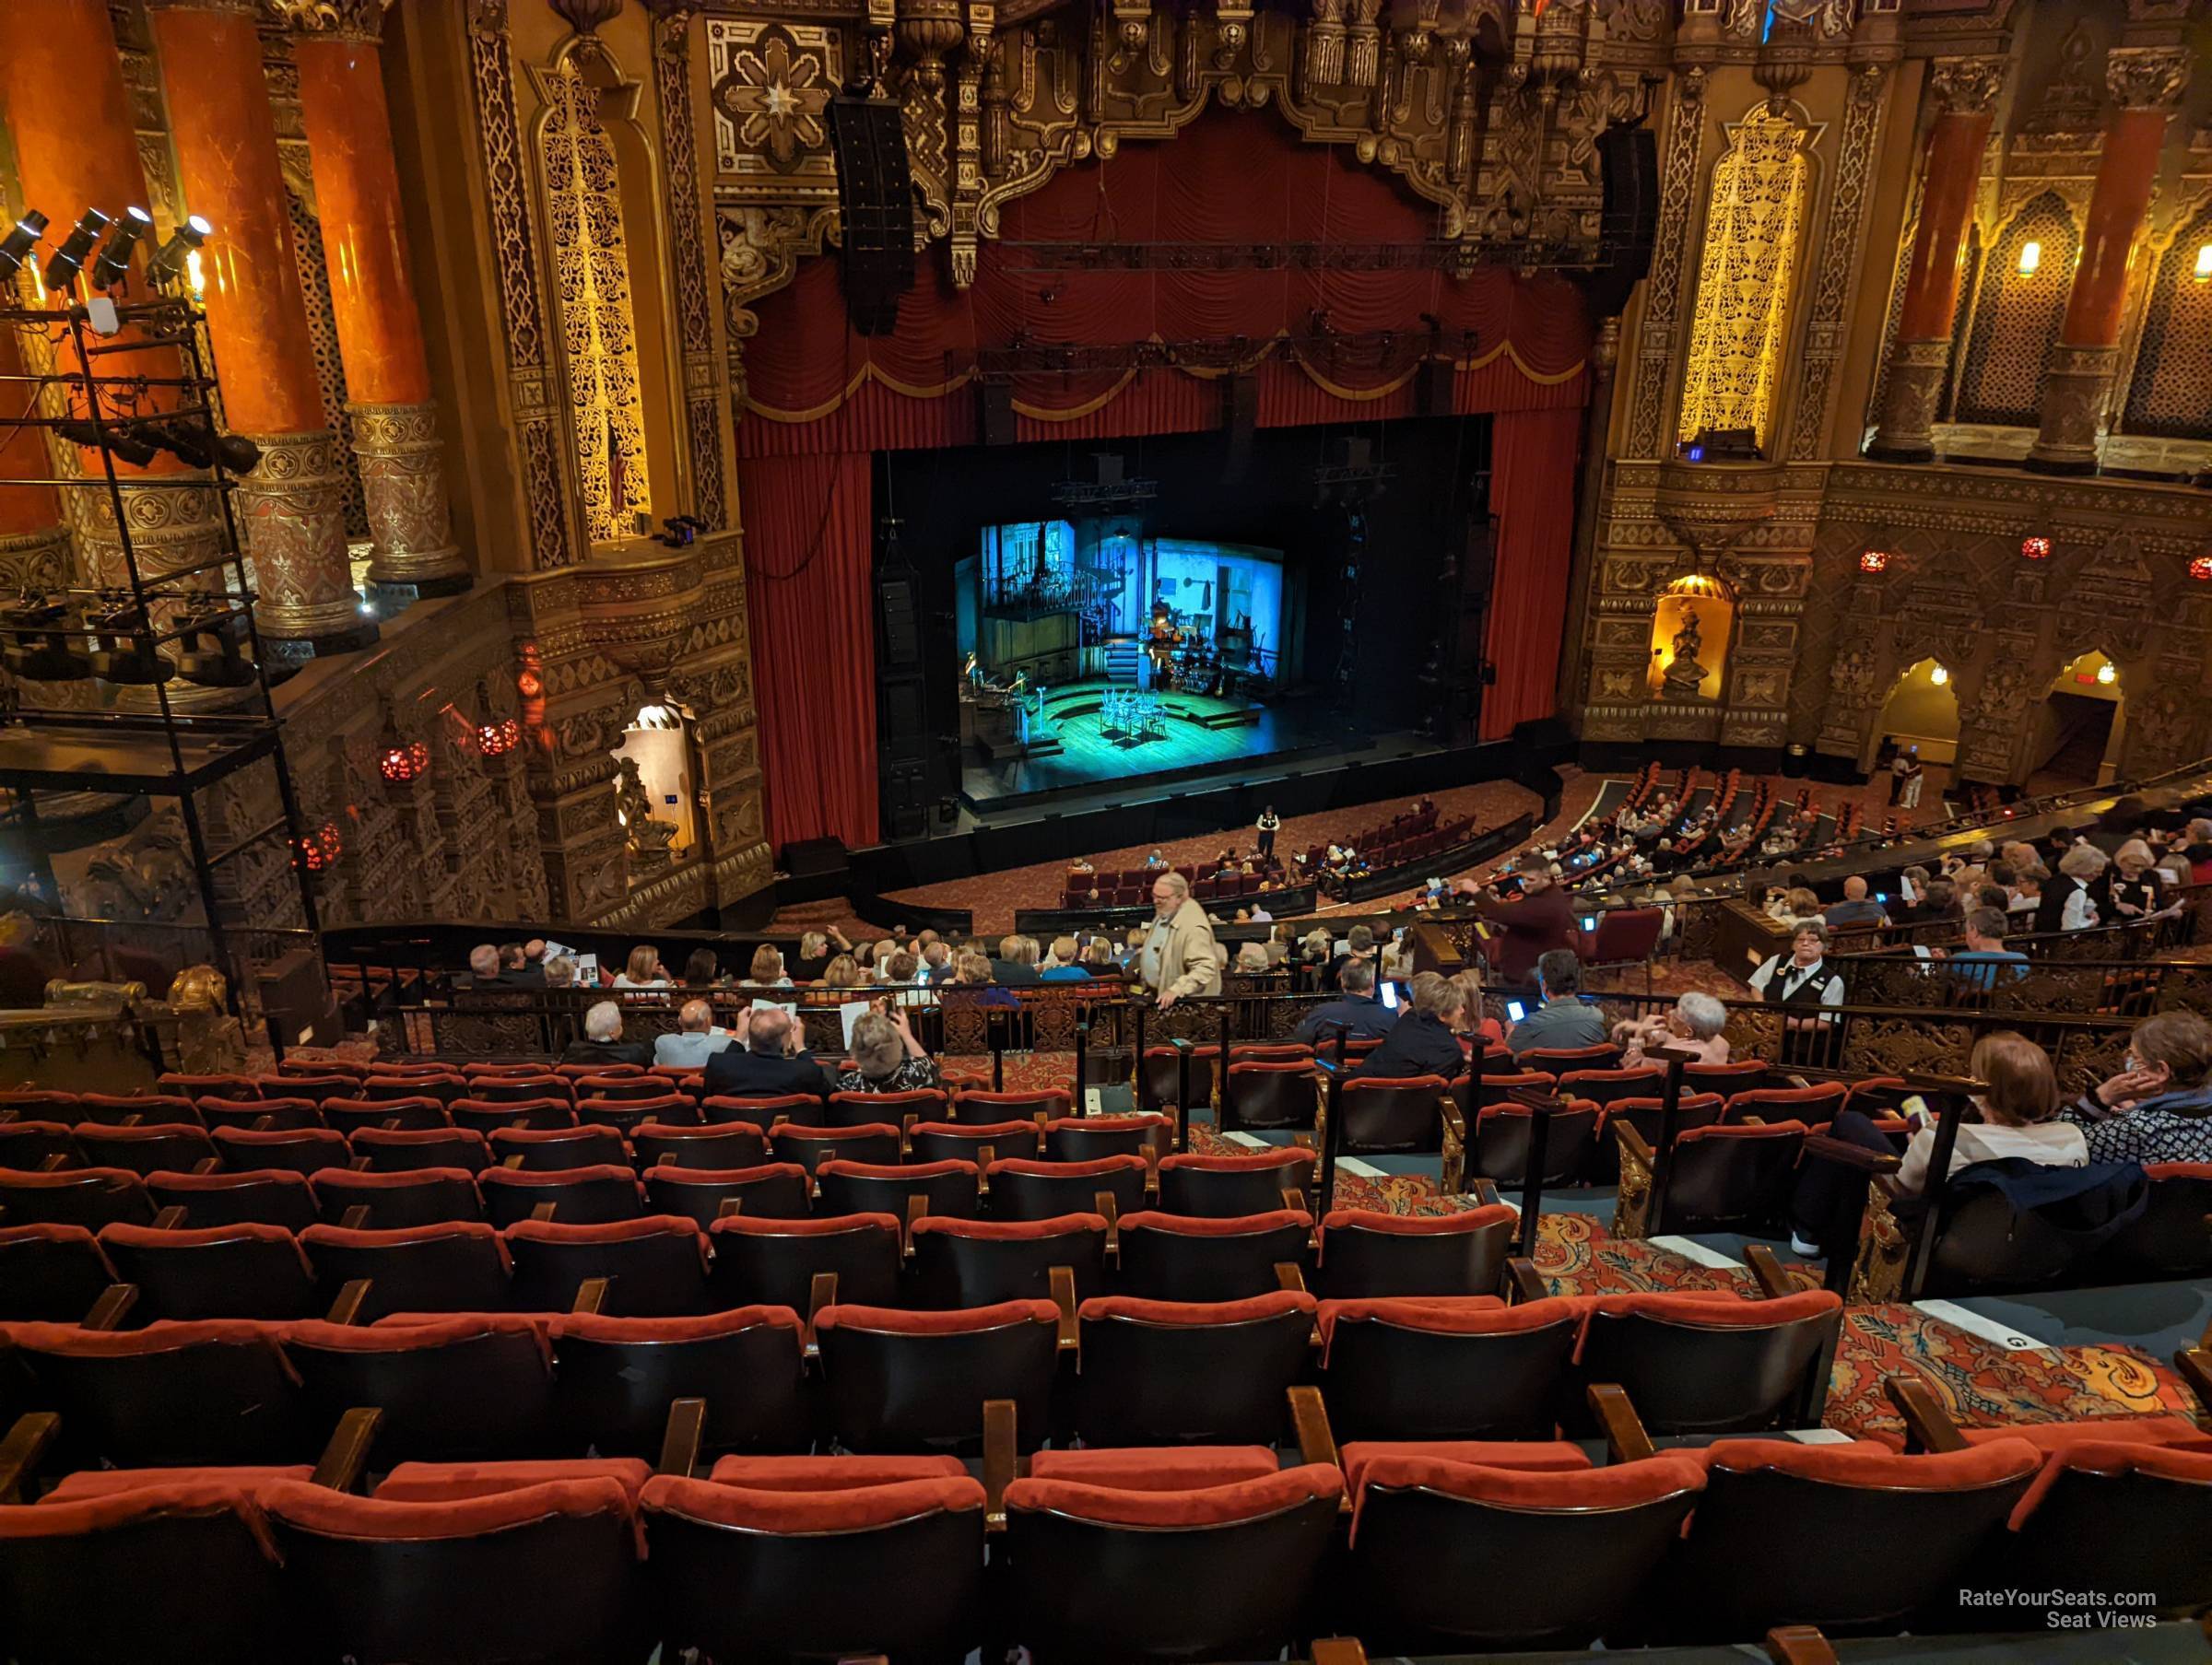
(1943, 907), (2028, 992)
(1039, 935), (1091, 981)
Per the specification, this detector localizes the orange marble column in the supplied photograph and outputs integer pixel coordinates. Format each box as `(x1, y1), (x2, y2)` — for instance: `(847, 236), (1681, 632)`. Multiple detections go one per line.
(1866, 57), (2005, 463)
(292, 10), (468, 595)
(0, 324), (69, 588)
(147, 0), (375, 650)
(0, 0), (224, 603)
(2027, 46), (2192, 475)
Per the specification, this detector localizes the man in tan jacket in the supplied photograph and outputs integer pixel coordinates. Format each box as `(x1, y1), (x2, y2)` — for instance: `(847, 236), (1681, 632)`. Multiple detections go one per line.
(1141, 872), (1225, 1009)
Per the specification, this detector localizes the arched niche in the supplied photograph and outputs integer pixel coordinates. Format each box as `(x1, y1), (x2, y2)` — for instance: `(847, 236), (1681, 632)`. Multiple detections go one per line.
(525, 31), (688, 550)
(1953, 191), (2080, 428)
(609, 696), (698, 862)
(2037, 649), (2125, 787)
(1646, 573), (1734, 702)
(1874, 656), (1959, 772)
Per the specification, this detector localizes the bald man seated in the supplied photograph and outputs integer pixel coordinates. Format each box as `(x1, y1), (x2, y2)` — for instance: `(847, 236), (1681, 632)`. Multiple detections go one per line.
(1821, 874), (1889, 931)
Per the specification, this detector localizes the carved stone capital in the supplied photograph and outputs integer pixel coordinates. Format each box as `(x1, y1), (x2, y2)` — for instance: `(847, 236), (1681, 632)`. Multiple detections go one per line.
(2025, 344), (2121, 475)
(1927, 55), (2006, 117)
(347, 401), (469, 592)
(2105, 46), (2190, 112)
(232, 429), (378, 645)
(265, 0), (392, 41)
(1865, 337), (1955, 463)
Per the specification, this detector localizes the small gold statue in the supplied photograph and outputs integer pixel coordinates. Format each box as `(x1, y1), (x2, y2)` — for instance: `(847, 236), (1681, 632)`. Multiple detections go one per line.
(614, 757), (679, 861)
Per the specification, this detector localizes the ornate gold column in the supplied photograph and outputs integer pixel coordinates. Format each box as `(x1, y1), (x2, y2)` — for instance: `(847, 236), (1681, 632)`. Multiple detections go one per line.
(0, 326), (72, 595)
(285, 0), (470, 596)
(0, 0), (226, 610)
(1865, 56), (2004, 463)
(2024, 47), (2192, 475)
(147, 0), (376, 652)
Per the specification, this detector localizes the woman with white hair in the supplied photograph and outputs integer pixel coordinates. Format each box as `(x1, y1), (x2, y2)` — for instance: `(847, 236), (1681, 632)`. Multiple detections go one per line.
(2106, 838), (2166, 922)
(1232, 941), (1270, 975)
(836, 1005), (938, 1093)
(2038, 842), (2107, 933)
(1614, 991), (1732, 1067)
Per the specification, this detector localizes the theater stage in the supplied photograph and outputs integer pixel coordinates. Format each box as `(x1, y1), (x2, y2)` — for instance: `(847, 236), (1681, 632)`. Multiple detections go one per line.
(961, 677), (1357, 813)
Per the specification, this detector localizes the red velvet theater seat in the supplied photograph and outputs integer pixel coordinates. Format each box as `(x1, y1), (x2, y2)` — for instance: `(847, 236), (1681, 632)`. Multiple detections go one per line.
(1073, 1291), (1317, 1448)
(297, 1221), (513, 1321)
(193, 1095), (321, 1132)
(630, 1121), (768, 1172)
(1042, 1110), (1172, 1163)
(282, 1313), (557, 1464)
(1344, 1444), (1705, 1653)
(319, 1095), (451, 1136)
(708, 1211), (902, 1312)
(1335, 1074), (1453, 1155)
(0, 1167), (156, 1231)
(1156, 1147), (1315, 1217)
(487, 1123), (630, 1172)
(450, 1097), (578, 1138)
(907, 1117), (1043, 1165)
(0, 1224), (117, 1322)
(502, 1214), (711, 1317)
(910, 1211), (1109, 1307)
(641, 1459), (986, 1664)
(985, 1154), (1148, 1222)
(207, 1124), (347, 1178)
(308, 1166), (483, 1230)
(548, 1306), (808, 1460)
(146, 1168), (319, 1233)
(768, 1120), (901, 1175)
(1115, 1207), (1312, 1303)
(1576, 1288), (1843, 1436)
(1001, 1459), (1343, 1663)
(346, 1124), (489, 1174)
(645, 1161), (811, 1226)
(1316, 1204), (1516, 1299)
(70, 1121), (215, 1178)
(97, 1222), (318, 1321)
(816, 1155), (981, 1222)
(265, 1474), (647, 1665)
(477, 1163), (644, 1229)
(813, 1299), (1060, 1455)
(1318, 1295), (1583, 1442)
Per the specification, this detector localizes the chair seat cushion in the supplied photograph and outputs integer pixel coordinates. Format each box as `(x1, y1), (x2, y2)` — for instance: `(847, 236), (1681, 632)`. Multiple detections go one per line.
(374, 1458), (653, 1503)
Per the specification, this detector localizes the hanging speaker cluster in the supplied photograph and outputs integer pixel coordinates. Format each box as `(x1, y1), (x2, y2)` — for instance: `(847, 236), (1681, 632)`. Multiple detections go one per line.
(826, 83), (915, 335)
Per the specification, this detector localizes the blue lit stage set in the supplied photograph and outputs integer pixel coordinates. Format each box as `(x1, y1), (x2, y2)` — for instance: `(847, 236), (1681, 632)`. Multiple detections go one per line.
(956, 519), (1329, 801)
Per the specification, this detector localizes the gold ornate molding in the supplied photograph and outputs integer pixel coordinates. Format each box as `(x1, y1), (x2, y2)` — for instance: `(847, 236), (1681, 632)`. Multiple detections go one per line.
(2104, 45), (2191, 112)
(1927, 54), (2006, 117)
(348, 401), (468, 590)
(1622, 64), (1706, 460)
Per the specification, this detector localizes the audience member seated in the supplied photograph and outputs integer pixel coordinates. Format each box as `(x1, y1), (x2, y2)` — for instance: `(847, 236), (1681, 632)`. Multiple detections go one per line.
(2061, 1010), (2212, 1166)
(1942, 908), (2029, 991)
(558, 1000), (652, 1067)
(680, 946), (722, 989)
(653, 999), (735, 1069)
(1351, 971), (1465, 1082)
(1322, 926), (1376, 991)
(741, 944), (793, 989)
(500, 942), (544, 986)
(541, 955), (577, 990)
(1448, 968), (1506, 1048)
(945, 950), (1018, 1008)
(993, 935), (1041, 985)
(1504, 950), (1609, 1058)
(838, 1006), (939, 1094)
(613, 944), (671, 990)
(1822, 874), (1888, 931)
(460, 943), (511, 989)
(2041, 842), (2108, 932)
(1614, 991), (1730, 1067)
(1792, 1030), (2086, 1257)
(1039, 937), (1089, 981)
(1295, 958), (1396, 1046)
(700, 1006), (824, 1100)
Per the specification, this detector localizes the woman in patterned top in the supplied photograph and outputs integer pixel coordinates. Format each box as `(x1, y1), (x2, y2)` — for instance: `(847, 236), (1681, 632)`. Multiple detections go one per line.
(2061, 1009), (2212, 1166)
(836, 1005), (940, 1094)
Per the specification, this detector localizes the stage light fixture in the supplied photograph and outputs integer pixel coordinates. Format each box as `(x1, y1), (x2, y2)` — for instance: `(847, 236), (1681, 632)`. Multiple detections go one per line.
(144, 214), (210, 290)
(0, 210), (48, 283)
(53, 416), (159, 467)
(41, 207), (110, 290)
(89, 205), (150, 291)
(143, 418), (261, 475)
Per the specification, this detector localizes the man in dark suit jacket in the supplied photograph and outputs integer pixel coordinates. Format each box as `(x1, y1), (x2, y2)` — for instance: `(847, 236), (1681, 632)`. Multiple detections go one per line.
(1295, 959), (1397, 1047)
(557, 999), (653, 1067)
(700, 1005), (830, 1101)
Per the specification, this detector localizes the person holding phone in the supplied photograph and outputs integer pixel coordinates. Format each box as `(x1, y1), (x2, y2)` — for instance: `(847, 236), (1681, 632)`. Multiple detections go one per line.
(1295, 958), (1397, 1047)
(1350, 971), (1468, 1082)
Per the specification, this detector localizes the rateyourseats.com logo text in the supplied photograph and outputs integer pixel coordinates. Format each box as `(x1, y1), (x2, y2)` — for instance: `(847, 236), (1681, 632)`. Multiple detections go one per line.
(1958, 1589), (2158, 1629)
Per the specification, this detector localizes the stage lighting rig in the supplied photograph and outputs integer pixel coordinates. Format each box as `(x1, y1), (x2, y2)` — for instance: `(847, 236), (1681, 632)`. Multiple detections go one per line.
(89, 206), (151, 291)
(143, 214), (209, 291)
(42, 208), (109, 291)
(53, 416), (160, 467)
(141, 417), (262, 475)
(0, 211), (47, 283)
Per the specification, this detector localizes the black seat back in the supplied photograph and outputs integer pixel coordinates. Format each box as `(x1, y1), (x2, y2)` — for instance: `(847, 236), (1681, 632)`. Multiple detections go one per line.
(709, 1214), (902, 1311)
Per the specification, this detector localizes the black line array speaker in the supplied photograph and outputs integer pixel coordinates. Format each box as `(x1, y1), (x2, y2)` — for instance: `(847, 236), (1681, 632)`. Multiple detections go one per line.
(878, 572), (922, 673)
(1588, 123), (1659, 318)
(1416, 357), (1455, 416)
(1221, 372), (1257, 479)
(876, 550), (933, 841)
(979, 380), (1017, 446)
(828, 92), (915, 335)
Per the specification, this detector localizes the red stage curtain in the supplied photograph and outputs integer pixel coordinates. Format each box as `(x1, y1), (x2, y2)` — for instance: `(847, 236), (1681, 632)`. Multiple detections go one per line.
(736, 453), (879, 852)
(1480, 405), (1586, 741)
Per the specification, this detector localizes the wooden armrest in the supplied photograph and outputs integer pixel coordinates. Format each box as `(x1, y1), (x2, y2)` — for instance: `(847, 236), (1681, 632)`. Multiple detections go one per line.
(806, 1270), (838, 1353)
(903, 1193), (927, 1256)
(380, 1118), (400, 1131)
(253, 1115), (276, 1133)
(1280, 1186), (1305, 1216)
(1049, 1264), (1078, 1354)
(658, 1397), (706, 1478)
(0, 1412), (60, 1504)
(1471, 1176), (1502, 1206)
(1801, 1134), (1901, 1174)
(1502, 1256), (1545, 1304)
(150, 1205), (189, 1231)
(1287, 1385), (1347, 1510)
(1310, 1642), (1370, 1665)
(1274, 1261), (1308, 1295)
(717, 1197), (743, 1218)
(326, 1278), (371, 1325)
(1095, 1190), (1119, 1261)
(572, 1277), (609, 1315)
(36, 1153), (68, 1173)
(1613, 1121), (1654, 1166)
(82, 1284), (138, 1331)
(1763, 1624), (1841, 1665)
(339, 1204), (371, 1230)
(120, 1114), (142, 1128)
(192, 1156), (220, 1176)
(529, 1201), (558, 1223)
(502, 1155), (525, 1170)
(982, 1396), (1017, 1531)
(2172, 1347), (2212, 1420)
(348, 1155), (371, 1171)
(1883, 1375), (1967, 1453)
(310, 1406), (382, 1492)
(1744, 1243), (1794, 1300)
(1585, 1382), (1656, 1464)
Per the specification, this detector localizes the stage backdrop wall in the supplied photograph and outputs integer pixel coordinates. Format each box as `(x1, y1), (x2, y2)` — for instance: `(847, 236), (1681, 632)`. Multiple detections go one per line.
(736, 111), (1593, 852)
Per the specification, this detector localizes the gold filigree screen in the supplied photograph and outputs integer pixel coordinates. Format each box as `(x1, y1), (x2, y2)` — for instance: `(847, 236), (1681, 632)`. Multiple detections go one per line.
(2121, 201), (2212, 440)
(1677, 108), (1810, 453)
(1954, 193), (2077, 430)
(540, 60), (653, 546)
